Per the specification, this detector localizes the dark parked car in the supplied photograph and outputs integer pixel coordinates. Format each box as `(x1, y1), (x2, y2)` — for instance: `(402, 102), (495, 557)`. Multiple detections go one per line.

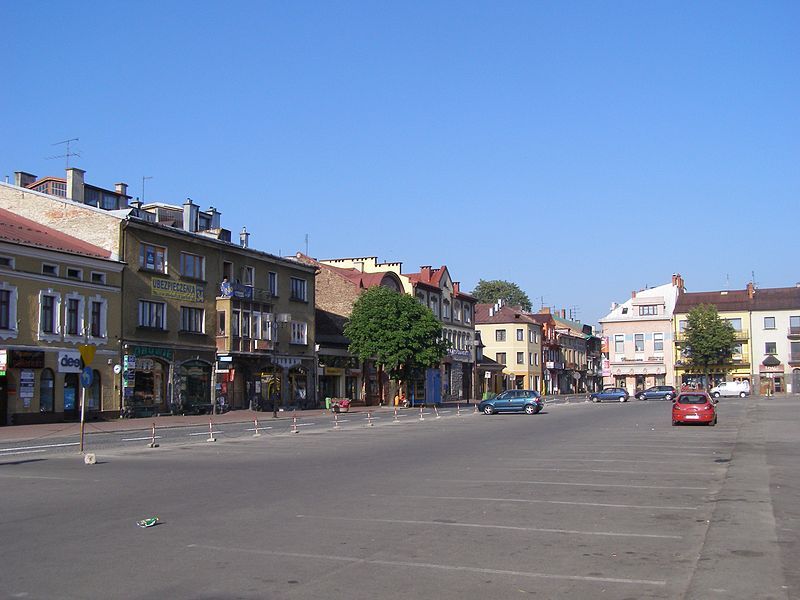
(635, 385), (677, 401)
(590, 387), (630, 403)
(478, 390), (544, 415)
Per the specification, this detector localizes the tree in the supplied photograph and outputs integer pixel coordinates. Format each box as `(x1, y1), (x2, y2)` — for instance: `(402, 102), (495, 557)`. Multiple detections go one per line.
(683, 304), (737, 386)
(472, 279), (532, 312)
(344, 286), (449, 383)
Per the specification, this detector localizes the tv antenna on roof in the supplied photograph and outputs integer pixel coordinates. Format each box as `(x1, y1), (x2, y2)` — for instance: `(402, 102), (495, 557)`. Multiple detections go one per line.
(569, 305), (580, 321)
(46, 138), (81, 168)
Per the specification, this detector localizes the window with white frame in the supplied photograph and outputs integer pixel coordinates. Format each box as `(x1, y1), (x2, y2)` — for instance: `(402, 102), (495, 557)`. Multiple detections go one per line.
(639, 305), (658, 316)
(290, 277), (307, 301)
(634, 334), (645, 352)
(453, 302), (462, 321)
(89, 298), (107, 339)
(529, 352), (534, 366)
(268, 272), (278, 296)
(39, 291), (61, 337)
(64, 295), (84, 337)
(496, 329), (506, 342)
(291, 320), (308, 344)
(90, 272), (106, 285)
(139, 243), (167, 273)
(66, 267), (82, 280)
(138, 300), (166, 329)
(763, 316), (776, 330)
(252, 312), (261, 339)
(180, 252), (205, 280)
(517, 352), (524, 364)
(261, 312), (274, 340)
(464, 305), (471, 324)
(765, 341), (777, 355)
(614, 334), (624, 353)
(653, 332), (664, 352)
(0, 285), (18, 337)
(180, 307), (204, 333)
(430, 296), (440, 317)
(442, 300), (450, 319)
(242, 266), (255, 287)
(517, 328), (524, 341)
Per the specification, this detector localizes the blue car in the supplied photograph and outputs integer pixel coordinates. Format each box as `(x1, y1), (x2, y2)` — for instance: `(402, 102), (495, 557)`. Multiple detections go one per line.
(590, 387), (629, 403)
(634, 386), (677, 401)
(479, 390), (544, 415)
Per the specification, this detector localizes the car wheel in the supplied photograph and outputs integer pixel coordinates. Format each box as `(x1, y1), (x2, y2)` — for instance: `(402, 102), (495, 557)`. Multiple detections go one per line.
(619, 396), (627, 402)
(665, 394), (673, 401)
(713, 392), (721, 398)
(672, 420), (678, 426)
(524, 404), (537, 415)
(739, 392), (746, 398)
(592, 397), (600, 403)
(483, 405), (495, 415)
(635, 394), (643, 400)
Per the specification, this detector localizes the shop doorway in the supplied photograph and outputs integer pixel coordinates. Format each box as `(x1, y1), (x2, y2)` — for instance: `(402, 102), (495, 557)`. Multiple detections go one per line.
(793, 369), (800, 395)
(63, 373), (80, 420)
(0, 375), (7, 426)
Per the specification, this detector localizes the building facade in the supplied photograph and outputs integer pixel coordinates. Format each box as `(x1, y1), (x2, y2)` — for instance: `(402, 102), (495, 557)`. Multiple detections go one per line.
(748, 286), (800, 395)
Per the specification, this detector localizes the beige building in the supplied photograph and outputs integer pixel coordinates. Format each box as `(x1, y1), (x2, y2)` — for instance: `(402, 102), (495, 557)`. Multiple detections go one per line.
(0, 208), (124, 425)
(475, 303), (543, 393)
(599, 275), (684, 393)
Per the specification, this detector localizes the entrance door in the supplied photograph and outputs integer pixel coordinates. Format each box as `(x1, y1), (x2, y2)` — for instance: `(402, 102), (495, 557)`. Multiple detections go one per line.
(0, 376), (7, 426)
(63, 373), (80, 420)
(425, 368), (441, 405)
(793, 370), (800, 395)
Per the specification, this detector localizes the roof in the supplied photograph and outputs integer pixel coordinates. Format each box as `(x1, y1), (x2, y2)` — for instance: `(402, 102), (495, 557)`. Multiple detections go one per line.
(599, 281), (680, 323)
(0, 207), (112, 259)
(295, 253), (402, 290)
(674, 286), (800, 313)
(475, 303), (540, 326)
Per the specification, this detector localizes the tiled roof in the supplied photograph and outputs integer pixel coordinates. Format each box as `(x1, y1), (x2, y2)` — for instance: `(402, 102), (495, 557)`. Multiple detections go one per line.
(475, 303), (539, 325)
(674, 286), (800, 313)
(0, 207), (111, 259)
(751, 287), (800, 311)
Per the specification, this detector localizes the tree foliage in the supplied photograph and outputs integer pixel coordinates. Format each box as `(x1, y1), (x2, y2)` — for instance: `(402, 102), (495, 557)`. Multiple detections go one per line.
(472, 279), (532, 312)
(344, 286), (448, 381)
(683, 304), (737, 376)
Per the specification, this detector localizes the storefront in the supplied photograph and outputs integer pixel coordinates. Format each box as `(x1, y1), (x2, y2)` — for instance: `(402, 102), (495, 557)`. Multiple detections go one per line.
(757, 357), (785, 395)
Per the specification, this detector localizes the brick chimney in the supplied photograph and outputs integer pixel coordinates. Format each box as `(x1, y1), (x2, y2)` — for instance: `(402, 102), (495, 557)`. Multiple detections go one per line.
(420, 266), (432, 280)
(631, 290), (637, 299)
(453, 282), (460, 294)
(539, 306), (551, 314)
(66, 168), (85, 204)
(746, 281), (755, 298)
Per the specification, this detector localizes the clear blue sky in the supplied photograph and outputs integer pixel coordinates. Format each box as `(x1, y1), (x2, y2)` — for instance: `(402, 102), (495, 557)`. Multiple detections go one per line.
(2, 1), (798, 326)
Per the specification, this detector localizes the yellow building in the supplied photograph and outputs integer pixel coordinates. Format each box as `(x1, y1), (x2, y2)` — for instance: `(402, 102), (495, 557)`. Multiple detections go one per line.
(673, 285), (753, 389)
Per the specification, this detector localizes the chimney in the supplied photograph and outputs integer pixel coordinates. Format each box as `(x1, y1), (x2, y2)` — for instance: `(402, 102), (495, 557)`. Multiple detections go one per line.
(208, 206), (221, 229)
(453, 282), (460, 294)
(183, 198), (198, 232)
(631, 290), (637, 299)
(354, 261), (365, 272)
(420, 266), (432, 280)
(561, 309), (566, 318)
(14, 171), (37, 187)
(746, 281), (755, 299)
(66, 168), (85, 204)
(115, 182), (128, 197)
(239, 226), (250, 248)
(539, 306), (551, 314)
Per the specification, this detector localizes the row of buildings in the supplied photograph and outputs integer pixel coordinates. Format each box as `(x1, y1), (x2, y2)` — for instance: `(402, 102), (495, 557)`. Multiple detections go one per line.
(600, 274), (800, 395)
(0, 167), (600, 426)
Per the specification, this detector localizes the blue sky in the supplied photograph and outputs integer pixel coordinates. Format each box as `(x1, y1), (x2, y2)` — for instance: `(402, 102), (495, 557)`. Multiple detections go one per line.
(2, 1), (798, 325)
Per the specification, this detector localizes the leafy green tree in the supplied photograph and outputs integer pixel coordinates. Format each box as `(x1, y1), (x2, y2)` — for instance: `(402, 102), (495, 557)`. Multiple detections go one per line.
(344, 286), (448, 383)
(472, 279), (532, 312)
(683, 304), (737, 384)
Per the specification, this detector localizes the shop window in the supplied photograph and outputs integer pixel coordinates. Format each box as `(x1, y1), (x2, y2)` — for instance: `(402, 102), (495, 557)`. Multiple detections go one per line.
(40, 368), (55, 413)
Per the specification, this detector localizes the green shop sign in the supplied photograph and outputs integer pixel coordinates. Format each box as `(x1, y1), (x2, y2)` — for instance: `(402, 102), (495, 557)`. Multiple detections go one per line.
(131, 346), (174, 361)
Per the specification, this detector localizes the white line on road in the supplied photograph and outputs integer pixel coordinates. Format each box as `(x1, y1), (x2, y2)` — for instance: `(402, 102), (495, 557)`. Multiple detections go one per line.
(295, 515), (682, 539)
(369, 493), (697, 511)
(526, 458), (716, 464)
(0, 449), (47, 457)
(0, 442), (80, 453)
(122, 435), (164, 442)
(188, 431), (222, 436)
(497, 466), (712, 476)
(434, 478), (707, 490)
(185, 543), (666, 586)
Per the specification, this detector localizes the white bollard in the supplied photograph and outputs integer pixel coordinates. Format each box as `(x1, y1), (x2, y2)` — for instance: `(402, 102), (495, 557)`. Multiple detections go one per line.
(419, 406), (425, 421)
(457, 404), (461, 417)
(292, 414), (299, 433)
(253, 416), (262, 437)
(207, 419), (216, 442)
(367, 410), (374, 427)
(148, 422), (159, 448)
(393, 407), (399, 423)
(334, 412), (341, 430)
(434, 406), (441, 419)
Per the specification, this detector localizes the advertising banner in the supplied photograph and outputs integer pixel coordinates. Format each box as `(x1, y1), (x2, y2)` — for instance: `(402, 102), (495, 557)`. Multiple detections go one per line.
(151, 278), (204, 303)
(58, 350), (83, 373)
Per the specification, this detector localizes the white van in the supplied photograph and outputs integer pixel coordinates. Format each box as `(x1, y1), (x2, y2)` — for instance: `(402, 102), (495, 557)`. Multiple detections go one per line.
(709, 381), (750, 398)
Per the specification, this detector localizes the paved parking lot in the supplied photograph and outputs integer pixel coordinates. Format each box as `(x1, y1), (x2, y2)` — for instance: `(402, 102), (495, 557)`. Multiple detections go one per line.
(1, 395), (797, 599)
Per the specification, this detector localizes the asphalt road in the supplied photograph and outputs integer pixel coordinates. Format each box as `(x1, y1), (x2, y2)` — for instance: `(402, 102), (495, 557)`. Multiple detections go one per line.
(1, 396), (798, 599)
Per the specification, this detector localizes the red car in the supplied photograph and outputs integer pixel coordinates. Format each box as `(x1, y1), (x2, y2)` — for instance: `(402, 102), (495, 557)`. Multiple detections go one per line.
(672, 392), (717, 426)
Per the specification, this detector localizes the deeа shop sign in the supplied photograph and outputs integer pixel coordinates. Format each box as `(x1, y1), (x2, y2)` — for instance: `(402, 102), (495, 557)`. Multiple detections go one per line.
(58, 350), (84, 373)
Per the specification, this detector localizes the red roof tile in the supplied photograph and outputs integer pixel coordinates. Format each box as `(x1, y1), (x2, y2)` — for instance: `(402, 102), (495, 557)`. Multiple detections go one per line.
(0, 208), (111, 259)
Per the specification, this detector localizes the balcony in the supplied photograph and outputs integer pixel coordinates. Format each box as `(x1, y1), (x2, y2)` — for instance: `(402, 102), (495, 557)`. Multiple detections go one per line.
(790, 353), (800, 367)
(676, 329), (749, 343)
(788, 326), (800, 340)
(216, 335), (274, 354)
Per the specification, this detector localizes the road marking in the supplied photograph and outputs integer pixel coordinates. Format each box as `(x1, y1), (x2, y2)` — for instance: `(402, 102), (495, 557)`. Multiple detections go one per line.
(0, 449), (47, 457)
(295, 515), (682, 539)
(498, 466), (711, 476)
(369, 493), (697, 511)
(526, 458), (718, 464)
(434, 478), (707, 490)
(0, 442), (80, 453)
(245, 427), (273, 432)
(546, 450), (715, 457)
(188, 431), (222, 436)
(122, 435), (164, 442)
(185, 543), (666, 586)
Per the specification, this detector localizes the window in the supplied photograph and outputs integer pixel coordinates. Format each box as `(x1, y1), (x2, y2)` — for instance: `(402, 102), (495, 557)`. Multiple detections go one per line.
(516, 352), (524, 364)
(231, 310), (240, 337)
(217, 311), (226, 336)
(763, 316), (776, 330)
(790, 316), (800, 334)
(654, 332), (664, 352)
(291, 321), (307, 344)
(464, 305), (471, 324)
(496, 329), (506, 342)
(252, 312), (261, 339)
(442, 300), (450, 319)
(517, 328), (524, 341)
(529, 352), (534, 366)
(180, 252), (205, 280)
(242, 266), (255, 286)
(0, 256), (14, 268)
(42, 264), (58, 276)
(66, 297), (82, 336)
(89, 300), (104, 338)
(40, 369), (55, 413)
(241, 311), (251, 337)
(261, 313), (274, 340)
(290, 277), (307, 301)
(430, 296), (440, 317)
(138, 300), (166, 329)
(496, 352), (506, 365)
(268, 272), (278, 296)
(639, 305), (658, 316)
(139, 243), (167, 273)
(732, 343), (743, 356)
(66, 268), (82, 280)
(180, 307), (204, 333)
(634, 334), (645, 352)
(40, 293), (58, 335)
(90, 272), (106, 285)
(765, 342), (777, 355)
(534, 353), (539, 366)
(453, 303), (462, 321)
(679, 320), (688, 332)
(726, 318), (742, 331)
(0, 289), (12, 330)
(614, 334), (624, 353)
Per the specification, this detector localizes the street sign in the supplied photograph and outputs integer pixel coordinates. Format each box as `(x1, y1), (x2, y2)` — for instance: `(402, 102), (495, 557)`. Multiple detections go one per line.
(80, 366), (94, 388)
(78, 345), (96, 366)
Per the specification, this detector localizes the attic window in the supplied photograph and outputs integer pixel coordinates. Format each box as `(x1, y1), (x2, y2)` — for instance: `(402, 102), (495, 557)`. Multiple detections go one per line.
(621, 307), (628, 314)
(0, 256), (13, 268)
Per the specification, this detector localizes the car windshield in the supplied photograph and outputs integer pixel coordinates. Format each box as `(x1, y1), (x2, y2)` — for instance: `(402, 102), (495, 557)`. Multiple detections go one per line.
(679, 395), (708, 405)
